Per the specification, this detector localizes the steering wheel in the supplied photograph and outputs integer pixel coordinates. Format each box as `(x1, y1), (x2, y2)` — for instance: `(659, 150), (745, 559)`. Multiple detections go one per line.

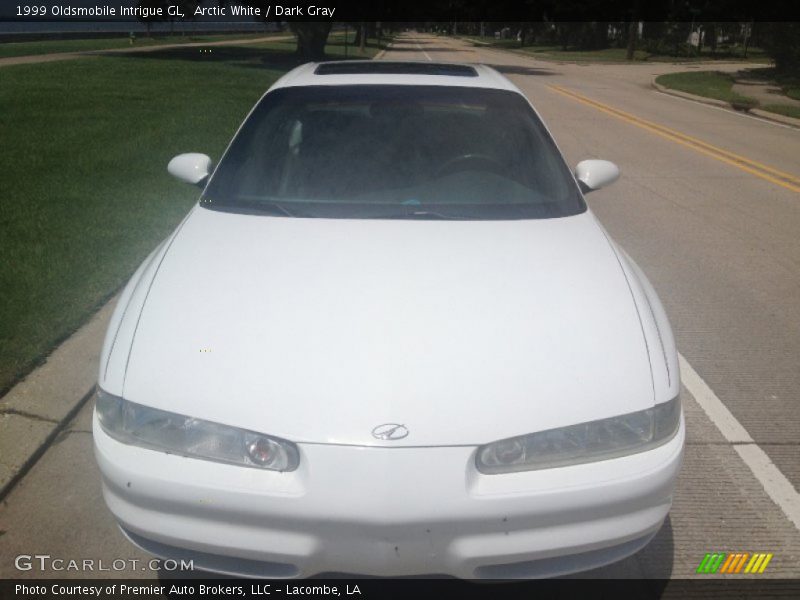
(435, 153), (508, 178)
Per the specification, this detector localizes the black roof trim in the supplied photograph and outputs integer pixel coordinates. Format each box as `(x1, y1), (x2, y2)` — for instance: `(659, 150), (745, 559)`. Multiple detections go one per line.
(314, 62), (478, 77)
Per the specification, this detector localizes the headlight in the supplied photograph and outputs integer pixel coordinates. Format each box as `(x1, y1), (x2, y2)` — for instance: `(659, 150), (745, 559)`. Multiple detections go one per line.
(476, 395), (681, 474)
(95, 388), (299, 471)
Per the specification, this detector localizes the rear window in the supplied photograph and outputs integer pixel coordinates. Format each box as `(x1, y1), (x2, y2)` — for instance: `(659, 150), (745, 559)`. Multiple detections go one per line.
(202, 85), (585, 220)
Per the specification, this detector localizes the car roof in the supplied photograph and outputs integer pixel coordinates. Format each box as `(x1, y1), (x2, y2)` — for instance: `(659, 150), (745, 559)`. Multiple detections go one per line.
(271, 61), (520, 92)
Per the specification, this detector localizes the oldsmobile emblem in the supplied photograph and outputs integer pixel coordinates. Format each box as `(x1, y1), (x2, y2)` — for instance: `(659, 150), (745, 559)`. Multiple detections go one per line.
(371, 423), (409, 441)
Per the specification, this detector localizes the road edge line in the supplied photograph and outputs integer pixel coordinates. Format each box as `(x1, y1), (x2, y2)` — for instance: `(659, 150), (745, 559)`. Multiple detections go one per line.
(679, 354), (800, 531)
(548, 84), (800, 193)
(734, 444), (800, 530)
(652, 79), (800, 131)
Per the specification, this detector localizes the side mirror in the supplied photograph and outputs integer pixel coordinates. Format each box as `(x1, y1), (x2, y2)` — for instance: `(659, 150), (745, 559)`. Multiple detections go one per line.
(167, 153), (212, 186)
(574, 159), (620, 193)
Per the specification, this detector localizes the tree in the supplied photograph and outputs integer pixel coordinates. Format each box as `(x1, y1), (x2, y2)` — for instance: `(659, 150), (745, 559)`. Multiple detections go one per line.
(234, 2), (335, 60)
(625, 0), (641, 60)
(288, 23), (333, 60)
(136, 0), (166, 36)
(760, 22), (800, 75)
(136, 0), (201, 37)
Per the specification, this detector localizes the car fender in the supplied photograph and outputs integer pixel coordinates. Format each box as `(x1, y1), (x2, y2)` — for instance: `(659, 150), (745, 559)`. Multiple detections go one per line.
(605, 236), (680, 405)
(98, 208), (196, 396)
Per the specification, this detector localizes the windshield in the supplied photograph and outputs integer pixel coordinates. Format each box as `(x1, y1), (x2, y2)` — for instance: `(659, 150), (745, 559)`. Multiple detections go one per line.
(202, 85), (585, 220)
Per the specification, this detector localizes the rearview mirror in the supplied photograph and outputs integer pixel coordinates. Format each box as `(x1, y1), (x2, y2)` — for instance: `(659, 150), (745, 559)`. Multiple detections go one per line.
(574, 159), (620, 193)
(167, 153), (212, 186)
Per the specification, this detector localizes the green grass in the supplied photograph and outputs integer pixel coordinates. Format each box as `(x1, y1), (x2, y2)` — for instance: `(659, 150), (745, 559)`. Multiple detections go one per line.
(644, 46), (770, 63)
(0, 37), (385, 394)
(235, 32), (392, 62)
(0, 33), (280, 59)
(460, 35), (769, 64)
(655, 71), (758, 108)
(760, 104), (800, 119)
(461, 36), (650, 62)
(522, 47), (651, 62)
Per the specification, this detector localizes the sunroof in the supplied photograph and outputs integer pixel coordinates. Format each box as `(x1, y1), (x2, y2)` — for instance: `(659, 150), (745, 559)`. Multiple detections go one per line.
(314, 62), (478, 77)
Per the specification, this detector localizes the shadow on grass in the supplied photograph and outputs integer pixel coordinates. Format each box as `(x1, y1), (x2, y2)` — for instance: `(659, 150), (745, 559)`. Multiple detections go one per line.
(486, 63), (560, 76)
(380, 45), (458, 53)
(739, 66), (777, 80)
(100, 43), (380, 71)
(391, 38), (429, 45)
(385, 37), (458, 53)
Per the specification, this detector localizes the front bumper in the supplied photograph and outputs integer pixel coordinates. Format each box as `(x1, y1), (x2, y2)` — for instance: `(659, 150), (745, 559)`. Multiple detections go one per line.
(94, 412), (684, 579)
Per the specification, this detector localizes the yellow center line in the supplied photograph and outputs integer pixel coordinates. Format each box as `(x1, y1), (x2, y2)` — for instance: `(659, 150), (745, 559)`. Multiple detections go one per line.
(560, 85), (800, 185)
(547, 84), (800, 195)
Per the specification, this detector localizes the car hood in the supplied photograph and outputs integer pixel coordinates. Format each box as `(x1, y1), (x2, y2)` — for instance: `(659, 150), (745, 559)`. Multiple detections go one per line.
(122, 206), (654, 447)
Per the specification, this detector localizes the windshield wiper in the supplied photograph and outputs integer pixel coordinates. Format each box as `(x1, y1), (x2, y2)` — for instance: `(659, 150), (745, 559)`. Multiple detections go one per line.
(253, 201), (298, 217)
(204, 199), (304, 218)
(378, 210), (472, 220)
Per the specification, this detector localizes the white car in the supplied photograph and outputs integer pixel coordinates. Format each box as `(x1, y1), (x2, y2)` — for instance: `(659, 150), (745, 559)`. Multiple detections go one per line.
(93, 61), (684, 579)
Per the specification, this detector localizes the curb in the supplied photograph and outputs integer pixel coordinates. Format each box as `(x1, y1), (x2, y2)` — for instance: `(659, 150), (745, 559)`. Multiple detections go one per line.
(750, 107), (800, 128)
(652, 79), (800, 129)
(374, 40), (394, 61)
(652, 79), (730, 108)
(374, 35), (398, 61)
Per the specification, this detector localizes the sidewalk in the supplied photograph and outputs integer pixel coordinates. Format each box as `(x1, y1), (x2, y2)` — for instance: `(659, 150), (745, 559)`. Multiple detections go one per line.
(732, 75), (800, 119)
(0, 298), (116, 499)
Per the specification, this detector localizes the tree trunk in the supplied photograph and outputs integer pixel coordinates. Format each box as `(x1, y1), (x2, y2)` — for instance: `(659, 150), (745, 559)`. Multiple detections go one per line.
(559, 24), (569, 51)
(291, 23), (333, 61)
(352, 23), (361, 48)
(743, 22), (752, 59)
(626, 20), (637, 60)
(360, 23), (366, 52)
(709, 23), (718, 57)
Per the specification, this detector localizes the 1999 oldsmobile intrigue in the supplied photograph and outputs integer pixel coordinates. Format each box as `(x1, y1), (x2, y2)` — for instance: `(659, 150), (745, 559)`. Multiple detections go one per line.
(93, 61), (684, 578)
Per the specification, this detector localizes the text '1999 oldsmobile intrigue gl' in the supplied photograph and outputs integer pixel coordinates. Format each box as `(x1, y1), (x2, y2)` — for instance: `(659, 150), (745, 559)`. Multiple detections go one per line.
(93, 61), (684, 578)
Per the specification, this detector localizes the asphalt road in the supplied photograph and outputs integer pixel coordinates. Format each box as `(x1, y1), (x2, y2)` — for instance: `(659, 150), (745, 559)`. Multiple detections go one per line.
(1, 33), (799, 582)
